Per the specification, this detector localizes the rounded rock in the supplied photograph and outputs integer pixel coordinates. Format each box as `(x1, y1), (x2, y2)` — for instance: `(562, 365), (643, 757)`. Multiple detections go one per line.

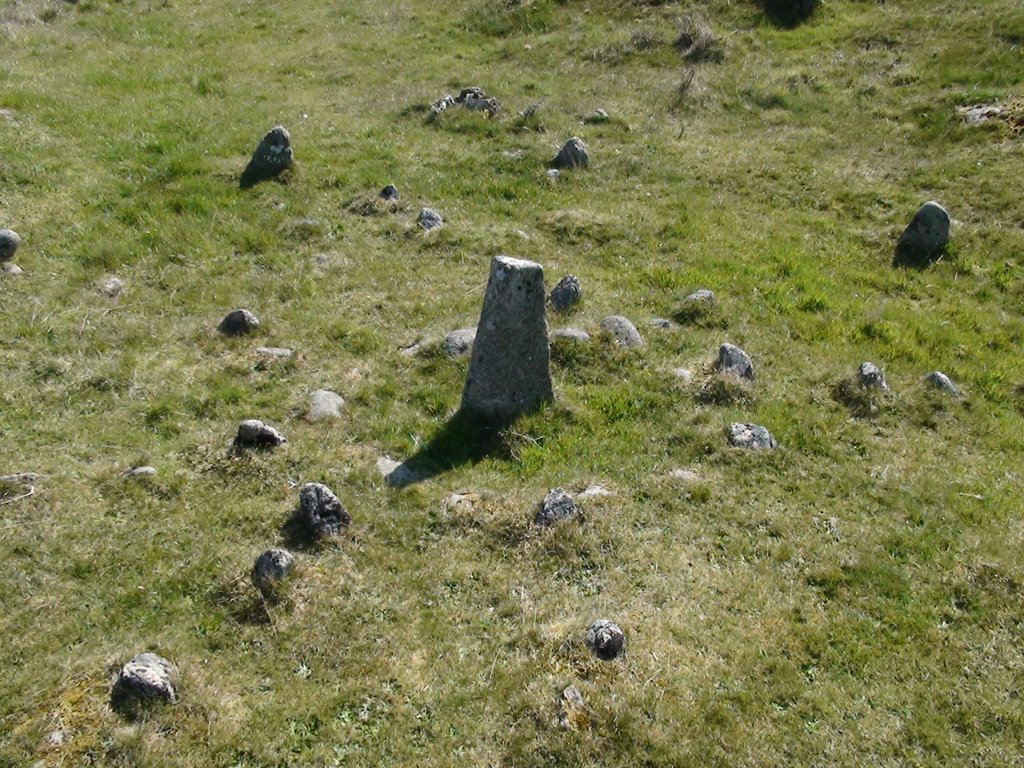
(113, 652), (176, 706)
(418, 207), (444, 230)
(552, 328), (591, 343)
(857, 362), (888, 391)
(443, 328), (477, 358)
(549, 274), (582, 312)
(728, 422), (778, 450)
(897, 201), (950, 265)
(307, 389), (344, 421)
(718, 343), (755, 381)
(0, 229), (19, 263)
(252, 548), (295, 594)
(379, 184), (399, 201)
(235, 419), (287, 448)
(534, 487), (578, 526)
(924, 371), (959, 396)
(584, 620), (625, 660)
(600, 316), (644, 347)
(299, 482), (350, 538)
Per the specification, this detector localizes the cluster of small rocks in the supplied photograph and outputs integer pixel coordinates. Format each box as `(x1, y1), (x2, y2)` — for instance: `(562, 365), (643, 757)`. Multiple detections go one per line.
(431, 86), (501, 117)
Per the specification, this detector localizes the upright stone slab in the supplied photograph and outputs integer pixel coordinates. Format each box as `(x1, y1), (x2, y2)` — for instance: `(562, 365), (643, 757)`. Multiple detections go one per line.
(461, 256), (553, 420)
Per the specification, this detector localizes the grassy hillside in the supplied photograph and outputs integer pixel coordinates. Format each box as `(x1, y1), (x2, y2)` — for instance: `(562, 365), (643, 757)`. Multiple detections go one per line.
(2, 0), (1023, 764)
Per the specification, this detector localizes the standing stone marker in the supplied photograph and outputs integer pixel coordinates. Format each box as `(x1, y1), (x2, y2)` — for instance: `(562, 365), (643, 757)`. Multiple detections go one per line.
(896, 201), (950, 265)
(240, 125), (292, 188)
(461, 256), (553, 420)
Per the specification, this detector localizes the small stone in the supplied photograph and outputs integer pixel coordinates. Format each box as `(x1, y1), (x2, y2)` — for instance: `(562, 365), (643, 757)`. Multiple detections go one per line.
(961, 104), (1003, 125)
(584, 108), (610, 124)
(559, 685), (590, 731)
(667, 468), (701, 482)
(686, 289), (714, 304)
(577, 484), (613, 500)
(545, 169), (560, 180)
(398, 341), (423, 357)
(535, 487), (578, 526)
(307, 389), (344, 421)
(552, 328), (591, 343)
(550, 137), (589, 170)
(99, 277), (124, 297)
(650, 317), (674, 329)
(377, 456), (420, 488)
(718, 343), (755, 381)
(924, 371), (959, 396)
(121, 466), (157, 479)
(2, 263), (24, 276)
(219, 309), (261, 336)
(113, 653), (176, 706)
(240, 125), (292, 188)
(584, 620), (625, 660)
(299, 482), (350, 538)
(857, 362), (889, 391)
(672, 367), (693, 384)
(728, 422), (778, 450)
(549, 274), (581, 312)
(255, 346), (293, 359)
(379, 184), (399, 201)
(251, 548), (295, 594)
(443, 328), (477, 358)
(235, 419), (287, 448)
(600, 316), (644, 347)
(418, 207), (444, 230)
(0, 229), (19, 263)
(896, 201), (950, 265)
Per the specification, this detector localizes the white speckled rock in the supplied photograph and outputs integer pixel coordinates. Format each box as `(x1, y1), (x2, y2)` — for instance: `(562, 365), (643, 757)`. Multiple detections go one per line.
(584, 620), (625, 660)
(728, 422), (778, 450)
(113, 652), (176, 705)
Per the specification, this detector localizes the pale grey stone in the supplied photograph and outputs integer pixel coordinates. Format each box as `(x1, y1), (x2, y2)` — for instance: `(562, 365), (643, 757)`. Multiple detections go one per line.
(650, 317), (674, 329)
(443, 328), (476, 358)
(376, 456), (420, 488)
(600, 315), (643, 347)
(99, 277), (124, 297)
(962, 104), (1002, 124)
(552, 328), (591, 343)
(252, 548), (295, 593)
(728, 422), (777, 450)
(1, 263), (24, 276)
(672, 367), (693, 384)
(113, 653), (176, 705)
(0, 229), (20, 263)
(418, 207), (444, 230)
(535, 487), (577, 526)
(550, 137), (589, 170)
(241, 125), (292, 188)
(685, 288), (714, 304)
(121, 466), (157, 479)
(455, 86), (500, 116)
(584, 620), (625, 660)
(307, 389), (344, 421)
(461, 256), (553, 420)
(545, 169), (560, 180)
(235, 419), (287, 448)
(219, 309), (260, 336)
(718, 343), (755, 380)
(577, 484), (613, 500)
(549, 274), (581, 312)
(584, 108), (610, 123)
(897, 201), (950, 263)
(255, 346), (293, 359)
(924, 371), (959, 396)
(299, 482), (349, 538)
(667, 468), (701, 482)
(559, 685), (590, 730)
(858, 362), (888, 391)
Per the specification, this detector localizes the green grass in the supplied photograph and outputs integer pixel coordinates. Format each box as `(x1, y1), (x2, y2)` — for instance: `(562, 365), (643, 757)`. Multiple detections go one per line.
(2, 0), (1024, 765)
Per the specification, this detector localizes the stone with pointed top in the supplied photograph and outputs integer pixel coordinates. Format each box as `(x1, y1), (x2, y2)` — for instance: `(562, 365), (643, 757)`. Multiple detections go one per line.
(550, 137), (589, 170)
(241, 125), (292, 188)
(219, 309), (261, 336)
(549, 274), (581, 312)
(896, 201), (950, 265)
(299, 482), (349, 538)
(924, 371), (958, 396)
(718, 343), (755, 380)
(418, 207), (444, 230)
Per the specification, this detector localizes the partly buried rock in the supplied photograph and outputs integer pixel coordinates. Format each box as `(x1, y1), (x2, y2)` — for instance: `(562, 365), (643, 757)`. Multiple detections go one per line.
(219, 308), (261, 336)
(896, 201), (950, 266)
(240, 125), (292, 188)
(379, 184), (399, 202)
(99, 276), (124, 298)
(924, 370), (959, 396)
(534, 487), (578, 526)
(551, 328), (591, 343)
(0, 228), (19, 263)
(443, 327), (476, 358)
(549, 274), (582, 312)
(461, 256), (553, 420)
(728, 422), (778, 450)
(299, 482), (349, 538)
(584, 620), (625, 660)
(550, 137), (589, 170)
(559, 685), (591, 731)
(121, 465), (157, 479)
(112, 653), (176, 709)
(307, 389), (344, 421)
(251, 548), (295, 594)
(857, 362), (888, 391)
(455, 86), (501, 116)
(417, 207), (444, 230)
(718, 343), (755, 381)
(600, 316), (643, 347)
(256, 346), (293, 360)
(235, 419), (287, 449)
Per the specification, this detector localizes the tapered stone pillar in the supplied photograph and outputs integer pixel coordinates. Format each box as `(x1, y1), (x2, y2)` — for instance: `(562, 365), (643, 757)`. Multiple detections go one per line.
(461, 256), (553, 420)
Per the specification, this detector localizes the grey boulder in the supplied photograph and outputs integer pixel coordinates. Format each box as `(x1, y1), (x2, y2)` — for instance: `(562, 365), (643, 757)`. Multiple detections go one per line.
(728, 422), (778, 450)
(549, 274), (582, 312)
(443, 328), (477, 358)
(252, 548), (295, 594)
(417, 207), (444, 230)
(299, 482), (350, 538)
(924, 370), (959, 396)
(112, 652), (176, 707)
(896, 201), (950, 265)
(550, 137), (589, 170)
(718, 343), (755, 380)
(584, 620), (625, 660)
(235, 419), (287, 448)
(534, 487), (578, 526)
(219, 309), (261, 336)
(0, 229), (19, 263)
(600, 315), (644, 347)
(858, 362), (889, 391)
(241, 125), (292, 188)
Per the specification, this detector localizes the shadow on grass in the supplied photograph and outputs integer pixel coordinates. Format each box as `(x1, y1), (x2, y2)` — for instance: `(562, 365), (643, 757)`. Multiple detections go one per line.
(383, 409), (511, 488)
(755, 0), (818, 28)
(892, 243), (946, 269)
